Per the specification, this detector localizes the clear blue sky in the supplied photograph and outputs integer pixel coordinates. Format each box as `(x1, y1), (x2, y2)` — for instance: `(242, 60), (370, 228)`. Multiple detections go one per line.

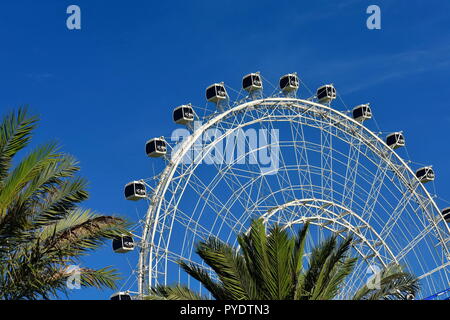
(0, 0), (449, 299)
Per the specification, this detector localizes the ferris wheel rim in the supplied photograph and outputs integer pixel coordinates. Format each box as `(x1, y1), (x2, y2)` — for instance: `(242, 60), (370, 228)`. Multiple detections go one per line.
(137, 97), (449, 297)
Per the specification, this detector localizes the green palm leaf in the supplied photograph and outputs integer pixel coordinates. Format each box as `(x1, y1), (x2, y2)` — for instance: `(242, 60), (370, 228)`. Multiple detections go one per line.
(0, 108), (130, 299)
(178, 261), (229, 300)
(195, 237), (250, 300)
(0, 107), (37, 181)
(146, 285), (207, 300)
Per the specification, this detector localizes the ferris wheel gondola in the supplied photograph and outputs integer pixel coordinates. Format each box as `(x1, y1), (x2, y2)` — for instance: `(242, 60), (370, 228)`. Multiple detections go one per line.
(124, 181), (146, 201)
(242, 72), (263, 92)
(173, 104), (195, 125)
(279, 73), (299, 93)
(352, 104), (372, 122)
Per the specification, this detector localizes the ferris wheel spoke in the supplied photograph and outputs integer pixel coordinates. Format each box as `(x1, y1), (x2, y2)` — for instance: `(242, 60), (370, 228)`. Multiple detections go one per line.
(188, 171), (244, 230)
(149, 167), (220, 274)
(189, 158), (268, 235)
(203, 116), (277, 218)
(319, 111), (334, 202)
(151, 242), (209, 272)
(341, 131), (363, 210)
(360, 157), (390, 225)
(199, 153), (271, 231)
(395, 225), (435, 262)
(171, 205), (218, 240)
(258, 111), (296, 205)
(414, 192), (450, 257)
(179, 172), (247, 265)
(418, 261), (450, 280)
(173, 170), (243, 242)
(288, 116), (315, 200)
(379, 184), (418, 240)
(207, 162), (295, 231)
(277, 107), (308, 202)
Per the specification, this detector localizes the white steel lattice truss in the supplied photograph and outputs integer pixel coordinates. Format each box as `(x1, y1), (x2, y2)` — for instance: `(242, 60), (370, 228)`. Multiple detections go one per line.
(133, 97), (450, 299)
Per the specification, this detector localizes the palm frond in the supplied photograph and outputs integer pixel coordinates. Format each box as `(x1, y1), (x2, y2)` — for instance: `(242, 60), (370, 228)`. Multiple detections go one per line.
(178, 261), (229, 300)
(195, 237), (250, 300)
(39, 208), (130, 256)
(237, 218), (270, 299)
(0, 107), (38, 181)
(299, 236), (337, 299)
(265, 224), (295, 299)
(0, 108), (130, 299)
(79, 267), (120, 290)
(147, 285), (208, 300)
(292, 222), (309, 299)
(32, 177), (89, 226)
(309, 236), (354, 299)
(0, 142), (60, 213)
(313, 257), (357, 300)
(352, 264), (420, 300)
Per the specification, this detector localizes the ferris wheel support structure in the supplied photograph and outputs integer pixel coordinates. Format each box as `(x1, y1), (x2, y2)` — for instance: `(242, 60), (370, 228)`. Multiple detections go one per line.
(137, 97), (450, 297)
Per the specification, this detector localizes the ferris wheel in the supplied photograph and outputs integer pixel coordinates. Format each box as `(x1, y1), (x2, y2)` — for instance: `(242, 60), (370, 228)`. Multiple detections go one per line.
(113, 72), (450, 300)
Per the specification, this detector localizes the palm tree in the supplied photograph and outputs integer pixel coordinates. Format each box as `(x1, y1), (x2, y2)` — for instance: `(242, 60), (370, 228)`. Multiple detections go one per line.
(147, 219), (419, 300)
(0, 107), (130, 300)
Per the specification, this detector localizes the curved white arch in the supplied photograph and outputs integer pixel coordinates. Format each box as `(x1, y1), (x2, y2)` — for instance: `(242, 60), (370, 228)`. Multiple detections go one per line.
(259, 198), (397, 265)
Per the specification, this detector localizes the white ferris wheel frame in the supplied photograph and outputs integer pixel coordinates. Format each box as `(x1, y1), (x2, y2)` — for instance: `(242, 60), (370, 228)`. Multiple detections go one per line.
(136, 97), (450, 297)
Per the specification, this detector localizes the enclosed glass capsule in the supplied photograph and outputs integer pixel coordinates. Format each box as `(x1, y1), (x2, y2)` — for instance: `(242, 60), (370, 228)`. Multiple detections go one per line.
(386, 132), (405, 149)
(113, 235), (135, 253)
(352, 104), (372, 122)
(124, 181), (146, 201)
(317, 84), (337, 103)
(173, 104), (194, 125)
(146, 138), (167, 157)
(279, 73), (299, 93)
(110, 292), (132, 300)
(206, 83), (227, 103)
(242, 72), (262, 92)
(441, 207), (450, 223)
(415, 166), (435, 183)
